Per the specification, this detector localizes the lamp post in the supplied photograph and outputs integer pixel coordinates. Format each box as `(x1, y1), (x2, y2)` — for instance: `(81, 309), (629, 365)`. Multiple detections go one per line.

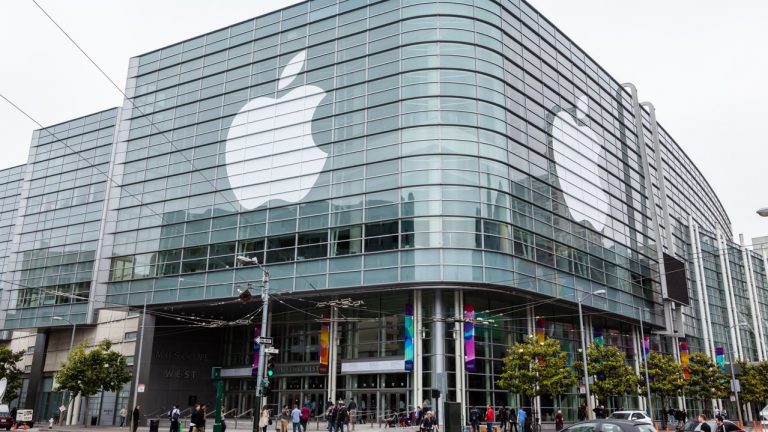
(577, 289), (606, 419)
(636, 307), (653, 418)
(236, 255), (270, 432)
(53, 316), (76, 425)
(727, 322), (748, 426)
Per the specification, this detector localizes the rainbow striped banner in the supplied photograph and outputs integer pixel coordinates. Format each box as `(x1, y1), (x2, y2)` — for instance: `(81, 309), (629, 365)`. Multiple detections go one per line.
(464, 304), (476, 372)
(405, 304), (414, 371)
(715, 346), (725, 373)
(680, 340), (690, 379)
(643, 335), (650, 359)
(535, 317), (546, 342)
(319, 315), (330, 374)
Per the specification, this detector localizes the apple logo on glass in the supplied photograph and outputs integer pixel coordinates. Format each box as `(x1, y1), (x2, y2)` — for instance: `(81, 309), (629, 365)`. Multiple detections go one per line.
(225, 50), (327, 209)
(551, 95), (609, 231)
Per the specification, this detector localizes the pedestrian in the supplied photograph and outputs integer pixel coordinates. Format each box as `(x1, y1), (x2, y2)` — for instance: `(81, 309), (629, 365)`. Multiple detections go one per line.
(348, 399), (357, 427)
(198, 404), (208, 432)
(421, 411), (437, 432)
(470, 406), (481, 432)
(715, 416), (726, 432)
(220, 406), (227, 432)
(593, 405), (605, 420)
(517, 408), (526, 432)
(498, 407), (509, 432)
(509, 407), (518, 432)
(577, 404), (586, 422)
(292, 404), (302, 432)
(301, 404), (310, 432)
(131, 405), (141, 432)
(119, 407), (127, 428)
(326, 402), (336, 432)
(279, 405), (291, 432)
(555, 410), (563, 432)
(486, 405), (495, 432)
(190, 404), (202, 432)
(169, 405), (181, 432)
(259, 406), (271, 432)
(335, 400), (349, 432)
(698, 415), (711, 432)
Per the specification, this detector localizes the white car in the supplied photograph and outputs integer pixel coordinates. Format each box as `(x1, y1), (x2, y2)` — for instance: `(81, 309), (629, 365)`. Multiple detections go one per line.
(609, 411), (653, 425)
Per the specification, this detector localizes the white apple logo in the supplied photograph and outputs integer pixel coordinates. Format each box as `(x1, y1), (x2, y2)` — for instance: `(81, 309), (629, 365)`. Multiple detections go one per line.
(551, 95), (609, 231)
(225, 50), (327, 209)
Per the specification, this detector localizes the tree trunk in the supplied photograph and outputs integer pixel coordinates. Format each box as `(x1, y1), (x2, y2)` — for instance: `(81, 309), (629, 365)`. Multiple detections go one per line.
(83, 396), (89, 428)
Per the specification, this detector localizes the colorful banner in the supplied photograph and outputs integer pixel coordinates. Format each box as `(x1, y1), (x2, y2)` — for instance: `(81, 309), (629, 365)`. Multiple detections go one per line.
(319, 315), (330, 375)
(593, 327), (604, 346)
(404, 304), (414, 371)
(715, 346), (725, 373)
(251, 325), (261, 377)
(680, 340), (690, 379)
(535, 317), (546, 343)
(643, 335), (650, 359)
(464, 304), (476, 372)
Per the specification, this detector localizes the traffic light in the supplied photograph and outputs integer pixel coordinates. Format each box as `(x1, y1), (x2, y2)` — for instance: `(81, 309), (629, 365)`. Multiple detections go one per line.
(266, 355), (276, 377)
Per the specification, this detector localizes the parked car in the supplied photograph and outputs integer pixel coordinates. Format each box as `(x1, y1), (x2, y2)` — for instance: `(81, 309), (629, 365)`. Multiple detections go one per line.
(609, 411), (654, 425)
(0, 411), (11, 431)
(682, 420), (743, 432)
(563, 419), (658, 432)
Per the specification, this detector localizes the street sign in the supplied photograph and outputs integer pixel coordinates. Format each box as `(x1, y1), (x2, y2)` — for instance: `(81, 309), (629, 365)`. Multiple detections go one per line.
(255, 337), (273, 345)
(264, 347), (279, 354)
(138, 384), (145, 393)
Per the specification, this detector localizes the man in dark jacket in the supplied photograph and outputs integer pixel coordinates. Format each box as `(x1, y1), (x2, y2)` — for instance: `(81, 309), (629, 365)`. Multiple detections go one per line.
(498, 407), (509, 432)
(132, 406), (141, 432)
(191, 404), (206, 432)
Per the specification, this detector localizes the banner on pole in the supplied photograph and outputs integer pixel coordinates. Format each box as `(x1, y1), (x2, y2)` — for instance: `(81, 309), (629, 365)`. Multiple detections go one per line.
(251, 325), (261, 377)
(404, 304), (414, 371)
(319, 315), (330, 375)
(680, 340), (690, 379)
(464, 304), (475, 372)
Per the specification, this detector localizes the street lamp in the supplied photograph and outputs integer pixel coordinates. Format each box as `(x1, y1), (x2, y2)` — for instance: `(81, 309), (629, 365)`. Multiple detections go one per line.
(727, 322), (748, 426)
(577, 289), (606, 419)
(236, 255), (270, 432)
(53, 316), (76, 425)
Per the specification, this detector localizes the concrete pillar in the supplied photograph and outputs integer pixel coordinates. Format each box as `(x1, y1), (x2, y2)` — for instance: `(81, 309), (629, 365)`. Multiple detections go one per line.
(431, 290), (446, 427)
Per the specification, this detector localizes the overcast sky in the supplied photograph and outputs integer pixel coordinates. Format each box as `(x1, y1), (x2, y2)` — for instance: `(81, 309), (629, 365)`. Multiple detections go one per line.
(1, 0), (766, 244)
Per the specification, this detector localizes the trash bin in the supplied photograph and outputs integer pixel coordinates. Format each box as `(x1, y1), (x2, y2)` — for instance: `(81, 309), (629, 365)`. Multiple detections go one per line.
(149, 418), (160, 432)
(91, 416), (98, 425)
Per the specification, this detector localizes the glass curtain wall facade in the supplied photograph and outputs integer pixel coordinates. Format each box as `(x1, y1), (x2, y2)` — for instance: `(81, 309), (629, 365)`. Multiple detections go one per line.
(2, 0), (768, 425)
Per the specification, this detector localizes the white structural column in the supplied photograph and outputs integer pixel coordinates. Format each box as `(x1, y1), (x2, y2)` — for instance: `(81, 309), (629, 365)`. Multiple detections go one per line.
(741, 246), (765, 361)
(454, 290), (465, 421)
(328, 305), (338, 401)
(688, 218), (715, 358)
(432, 290), (446, 427)
(631, 326), (644, 410)
(412, 290), (423, 414)
(717, 230), (744, 358)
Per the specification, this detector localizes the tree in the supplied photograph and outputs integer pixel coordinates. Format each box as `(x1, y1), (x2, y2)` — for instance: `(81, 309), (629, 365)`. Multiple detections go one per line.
(685, 352), (729, 410)
(0, 347), (25, 403)
(54, 340), (132, 428)
(498, 335), (576, 408)
(640, 352), (684, 417)
(736, 360), (768, 421)
(574, 343), (639, 407)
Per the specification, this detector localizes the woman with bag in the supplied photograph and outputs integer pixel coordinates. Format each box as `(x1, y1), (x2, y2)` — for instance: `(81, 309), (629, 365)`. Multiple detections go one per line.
(259, 406), (271, 432)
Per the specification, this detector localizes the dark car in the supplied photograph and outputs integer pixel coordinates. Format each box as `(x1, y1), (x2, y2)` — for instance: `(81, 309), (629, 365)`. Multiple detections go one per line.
(0, 411), (12, 431)
(682, 420), (743, 432)
(563, 419), (658, 432)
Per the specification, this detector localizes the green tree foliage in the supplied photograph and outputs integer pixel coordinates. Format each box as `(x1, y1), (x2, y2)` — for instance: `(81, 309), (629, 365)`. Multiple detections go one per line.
(55, 340), (132, 428)
(736, 360), (768, 418)
(498, 335), (576, 407)
(640, 351), (684, 409)
(574, 344), (639, 406)
(685, 352), (729, 407)
(0, 346), (25, 403)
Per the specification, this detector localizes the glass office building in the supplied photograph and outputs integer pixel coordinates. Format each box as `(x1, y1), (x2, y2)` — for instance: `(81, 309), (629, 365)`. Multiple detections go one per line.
(2, 0), (767, 425)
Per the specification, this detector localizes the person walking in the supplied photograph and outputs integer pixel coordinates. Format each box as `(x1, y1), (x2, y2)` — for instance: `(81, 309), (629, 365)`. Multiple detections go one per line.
(325, 402), (336, 432)
(190, 404), (202, 432)
(119, 407), (128, 428)
(498, 407), (509, 432)
(486, 405), (495, 432)
(469, 407), (481, 432)
(292, 404), (302, 432)
(169, 405), (181, 432)
(259, 406), (271, 432)
(131, 405), (141, 432)
(300, 404), (310, 432)
(715, 416), (726, 432)
(509, 408), (518, 432)
(554, 410), (563, 432)
(348, 399), (357, 427)
(335, 400), (349, 432)
(421, 411), (437, 432)
(698, 415), (711, 432)
(517, 408), (526, 432)
(279, 405), (291, 432)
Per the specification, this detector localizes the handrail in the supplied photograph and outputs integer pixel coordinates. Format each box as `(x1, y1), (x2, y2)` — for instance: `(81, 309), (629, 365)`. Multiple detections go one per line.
(238, 408), (254, 418)
(222, 408), (238, 418)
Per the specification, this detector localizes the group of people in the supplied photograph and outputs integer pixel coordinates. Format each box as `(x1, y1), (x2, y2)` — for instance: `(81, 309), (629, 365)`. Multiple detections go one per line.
(666, 407), (688, 430)
(469, 406), (533, 432)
